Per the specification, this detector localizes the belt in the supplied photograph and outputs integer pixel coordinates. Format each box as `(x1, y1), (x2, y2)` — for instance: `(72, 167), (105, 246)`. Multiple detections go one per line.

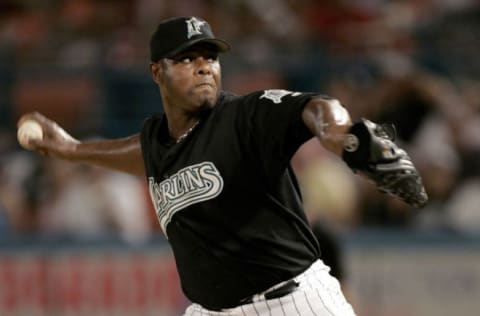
(240, 279), (299, 305)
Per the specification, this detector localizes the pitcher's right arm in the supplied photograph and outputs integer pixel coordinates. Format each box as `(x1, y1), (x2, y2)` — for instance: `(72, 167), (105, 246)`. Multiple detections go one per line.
(17, 112), (145, 177)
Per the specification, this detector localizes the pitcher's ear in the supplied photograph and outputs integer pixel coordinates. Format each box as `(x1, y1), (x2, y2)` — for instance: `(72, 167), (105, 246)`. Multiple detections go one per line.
(150, 62), (163, 84)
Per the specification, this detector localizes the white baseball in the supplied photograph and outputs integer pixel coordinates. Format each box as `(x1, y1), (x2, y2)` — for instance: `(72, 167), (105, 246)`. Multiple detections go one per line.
(17, 119), (44, 149)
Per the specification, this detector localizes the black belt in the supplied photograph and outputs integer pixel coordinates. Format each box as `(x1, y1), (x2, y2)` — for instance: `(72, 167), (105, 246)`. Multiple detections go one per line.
(206, 280), (300, 311)
(240, 279), (299, 305)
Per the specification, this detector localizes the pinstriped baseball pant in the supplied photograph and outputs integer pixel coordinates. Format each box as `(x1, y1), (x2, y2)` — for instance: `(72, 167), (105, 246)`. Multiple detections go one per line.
(183, 260), (356, 316)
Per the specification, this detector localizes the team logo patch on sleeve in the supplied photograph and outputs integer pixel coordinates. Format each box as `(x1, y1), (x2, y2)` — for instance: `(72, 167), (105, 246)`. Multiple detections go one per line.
(260, 89), (301, 104)
(148, 162), (224, 235)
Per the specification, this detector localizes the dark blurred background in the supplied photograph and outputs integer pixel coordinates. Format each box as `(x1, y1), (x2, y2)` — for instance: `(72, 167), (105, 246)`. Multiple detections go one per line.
(1, 0), (480, 315)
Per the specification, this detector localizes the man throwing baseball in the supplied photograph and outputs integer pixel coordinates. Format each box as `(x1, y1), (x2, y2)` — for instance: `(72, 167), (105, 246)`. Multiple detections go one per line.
(18, 16), (427, 316)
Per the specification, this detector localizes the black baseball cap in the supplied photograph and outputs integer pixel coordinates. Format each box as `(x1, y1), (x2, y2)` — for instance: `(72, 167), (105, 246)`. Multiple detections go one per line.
(150, 16), (230, 62)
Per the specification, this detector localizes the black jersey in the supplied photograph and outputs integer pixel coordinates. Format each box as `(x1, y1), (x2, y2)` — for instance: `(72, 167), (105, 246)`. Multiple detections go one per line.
(140, 90), (321, 310)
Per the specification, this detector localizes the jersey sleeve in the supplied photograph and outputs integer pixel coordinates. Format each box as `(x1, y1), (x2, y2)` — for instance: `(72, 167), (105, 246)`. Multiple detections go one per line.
(238, 89), (320, 177)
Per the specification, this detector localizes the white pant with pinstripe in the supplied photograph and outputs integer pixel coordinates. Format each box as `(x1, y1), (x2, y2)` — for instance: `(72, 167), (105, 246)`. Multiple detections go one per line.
(183, 260), (356, 316)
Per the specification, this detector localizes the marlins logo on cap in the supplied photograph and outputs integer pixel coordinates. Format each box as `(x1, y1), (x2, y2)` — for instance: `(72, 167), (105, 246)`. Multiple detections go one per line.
(186, 17), (206, 39)
(150, 16), (230, 62)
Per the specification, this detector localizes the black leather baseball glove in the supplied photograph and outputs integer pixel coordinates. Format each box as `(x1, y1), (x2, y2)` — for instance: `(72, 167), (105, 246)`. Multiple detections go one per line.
(342, 119), (428, 208)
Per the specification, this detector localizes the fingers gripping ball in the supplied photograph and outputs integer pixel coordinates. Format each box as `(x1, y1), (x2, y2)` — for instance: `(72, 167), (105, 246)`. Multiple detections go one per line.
(17, 119), (44, 149)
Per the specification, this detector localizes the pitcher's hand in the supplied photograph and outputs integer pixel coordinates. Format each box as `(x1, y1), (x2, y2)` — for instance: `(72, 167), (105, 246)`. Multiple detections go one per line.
(17, 112), (80, 159)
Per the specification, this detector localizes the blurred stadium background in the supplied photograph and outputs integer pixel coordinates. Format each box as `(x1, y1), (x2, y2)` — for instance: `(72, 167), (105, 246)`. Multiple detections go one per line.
(1, 0), (480, 315)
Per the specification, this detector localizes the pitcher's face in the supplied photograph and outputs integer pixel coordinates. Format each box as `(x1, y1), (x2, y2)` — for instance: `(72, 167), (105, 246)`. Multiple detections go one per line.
(151, 43), (222, 113)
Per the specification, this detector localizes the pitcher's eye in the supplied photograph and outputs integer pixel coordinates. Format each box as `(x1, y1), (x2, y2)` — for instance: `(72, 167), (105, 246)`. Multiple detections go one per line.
(206, 53), (218, 62)
(171, 53), (193, 63)
(180, 55), (193, 63)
